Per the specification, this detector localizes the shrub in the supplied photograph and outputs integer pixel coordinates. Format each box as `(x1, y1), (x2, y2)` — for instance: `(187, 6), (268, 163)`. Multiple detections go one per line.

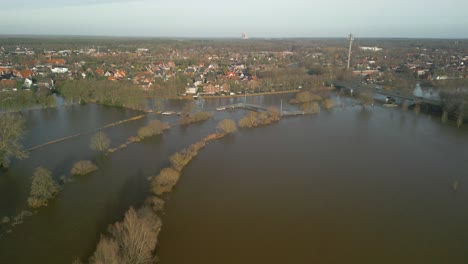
(179, 111), (213, 126)
(217, 119), (237, 135)
(301, 102), (320, 113)
(28, 167), (60, 208)
(238, 112), (258, 128)
(71, 160), (98, 175)
(238, 110), (280, 128)
(152, 168), (181, 195)
(169, 140), (208, 172)
(145, 196), (165, 213)
(290, 91), (322, 104)
(204, 133), (224, 142)
(137, 120), (169, 139)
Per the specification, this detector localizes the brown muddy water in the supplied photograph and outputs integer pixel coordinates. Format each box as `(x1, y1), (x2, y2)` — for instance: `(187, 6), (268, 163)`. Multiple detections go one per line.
(1, 95), (468, 264)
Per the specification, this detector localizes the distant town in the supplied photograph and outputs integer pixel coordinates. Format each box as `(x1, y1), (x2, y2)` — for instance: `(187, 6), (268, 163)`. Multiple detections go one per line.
(0, 37), (467, 101)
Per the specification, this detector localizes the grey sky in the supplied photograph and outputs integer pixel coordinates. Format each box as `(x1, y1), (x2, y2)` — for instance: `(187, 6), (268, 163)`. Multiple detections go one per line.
(1, 0), (467, 38)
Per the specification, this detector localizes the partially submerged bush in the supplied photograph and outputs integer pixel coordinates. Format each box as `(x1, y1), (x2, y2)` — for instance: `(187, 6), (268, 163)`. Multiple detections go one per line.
(290, 91), (322, 104)
(179, 111), (213, 126)
(301, 102), (320, 113)
(238, 110), (280, 128)
(217, 119), (237, 134)
(152, 168), (181, 196)
(71, 160), (98, 175)
(145, 196), (165, 213)
(28, 167), (60, 208)
(137, 120), (169, 139)
(169, 140), (207, 172)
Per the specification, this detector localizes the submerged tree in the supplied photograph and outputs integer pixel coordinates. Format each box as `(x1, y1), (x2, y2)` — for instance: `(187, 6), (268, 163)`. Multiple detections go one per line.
(90, 131), (111, 152)
(90, 207), (160, 264)
(0, 113), (28, 168)
(71, 160), (98, 175)
(217, 119), (237, 135)
(137, 120), (169, 139)
(28, 167), (60, 208)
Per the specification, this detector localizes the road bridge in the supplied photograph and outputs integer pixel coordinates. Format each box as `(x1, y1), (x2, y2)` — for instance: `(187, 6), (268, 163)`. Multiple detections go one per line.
(332, 81), (442, 106)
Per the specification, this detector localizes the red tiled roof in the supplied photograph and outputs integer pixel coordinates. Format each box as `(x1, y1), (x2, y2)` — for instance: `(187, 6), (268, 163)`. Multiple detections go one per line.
(19, 69), (33, 78)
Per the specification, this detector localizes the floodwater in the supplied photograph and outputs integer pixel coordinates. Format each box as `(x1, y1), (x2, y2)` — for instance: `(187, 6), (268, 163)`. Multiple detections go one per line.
(1, 95), (468, 263)
(157, 105), (468, 264)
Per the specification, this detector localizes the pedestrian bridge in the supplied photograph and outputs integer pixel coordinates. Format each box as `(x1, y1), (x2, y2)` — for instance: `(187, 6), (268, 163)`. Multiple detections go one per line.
(217, 103), (304, 116)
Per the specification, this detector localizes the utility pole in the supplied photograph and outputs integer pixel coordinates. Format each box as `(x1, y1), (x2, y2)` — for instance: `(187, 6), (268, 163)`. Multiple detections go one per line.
(347, 33), (354, 71)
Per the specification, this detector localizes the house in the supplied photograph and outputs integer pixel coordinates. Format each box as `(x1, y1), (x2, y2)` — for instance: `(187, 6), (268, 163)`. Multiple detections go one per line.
(0, 67), (10, 75)
(185, 87), (198, 95)
(113, 70), (126, 79)
(95, 68), (104, 76)
(204, 84), (217, 95)
(19, 69), (34, 79)
(221, 83), (231, 93)
(23, 78), (33, 88)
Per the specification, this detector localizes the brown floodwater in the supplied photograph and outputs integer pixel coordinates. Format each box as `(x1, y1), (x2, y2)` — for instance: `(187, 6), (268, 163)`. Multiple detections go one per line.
(1, 95), (468, 264)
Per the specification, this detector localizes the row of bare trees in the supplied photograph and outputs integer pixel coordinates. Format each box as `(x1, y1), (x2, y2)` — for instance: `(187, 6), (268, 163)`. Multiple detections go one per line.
(88, 119), (237, 263)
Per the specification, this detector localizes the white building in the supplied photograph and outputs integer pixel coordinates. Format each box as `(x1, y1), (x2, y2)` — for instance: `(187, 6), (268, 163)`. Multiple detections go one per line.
(51, 67), (69, 73)
(359, 46), (383, 52)
(23, 78), (32, 88)
(185, 87), (198, 95)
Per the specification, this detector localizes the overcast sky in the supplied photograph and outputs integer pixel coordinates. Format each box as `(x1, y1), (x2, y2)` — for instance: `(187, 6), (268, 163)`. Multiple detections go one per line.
(1, 0), (467, 38)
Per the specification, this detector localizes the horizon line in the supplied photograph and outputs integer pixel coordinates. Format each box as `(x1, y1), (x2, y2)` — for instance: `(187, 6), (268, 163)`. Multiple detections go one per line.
(0, 34), (468, 41)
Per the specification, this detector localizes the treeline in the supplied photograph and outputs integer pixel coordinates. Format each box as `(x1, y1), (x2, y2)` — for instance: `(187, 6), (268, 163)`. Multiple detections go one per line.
(289, 90), (335, 113)
(0, 88), (56, 112)
(57, 79), (147, 110)
(88, 119), (237, 263)
(256, 67), (325, 92)
(0, 113), (27, 168)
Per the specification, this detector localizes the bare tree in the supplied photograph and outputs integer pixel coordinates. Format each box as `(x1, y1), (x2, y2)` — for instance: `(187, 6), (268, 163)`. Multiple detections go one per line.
(71, 160), (98, 175)
(137, 120), (169, 139)
(90, 207), (160, 264)
(217, 119), (237, 134)
(90, 131), (111, 152)
(152, 168), (181, 195)
(28, 167), (60, 208)
(90, 236), (121, 264)
(110, 208), (158, 264)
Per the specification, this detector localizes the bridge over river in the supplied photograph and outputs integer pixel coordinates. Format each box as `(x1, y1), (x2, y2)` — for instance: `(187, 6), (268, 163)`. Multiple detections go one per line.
(332, 81), (442, 107)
